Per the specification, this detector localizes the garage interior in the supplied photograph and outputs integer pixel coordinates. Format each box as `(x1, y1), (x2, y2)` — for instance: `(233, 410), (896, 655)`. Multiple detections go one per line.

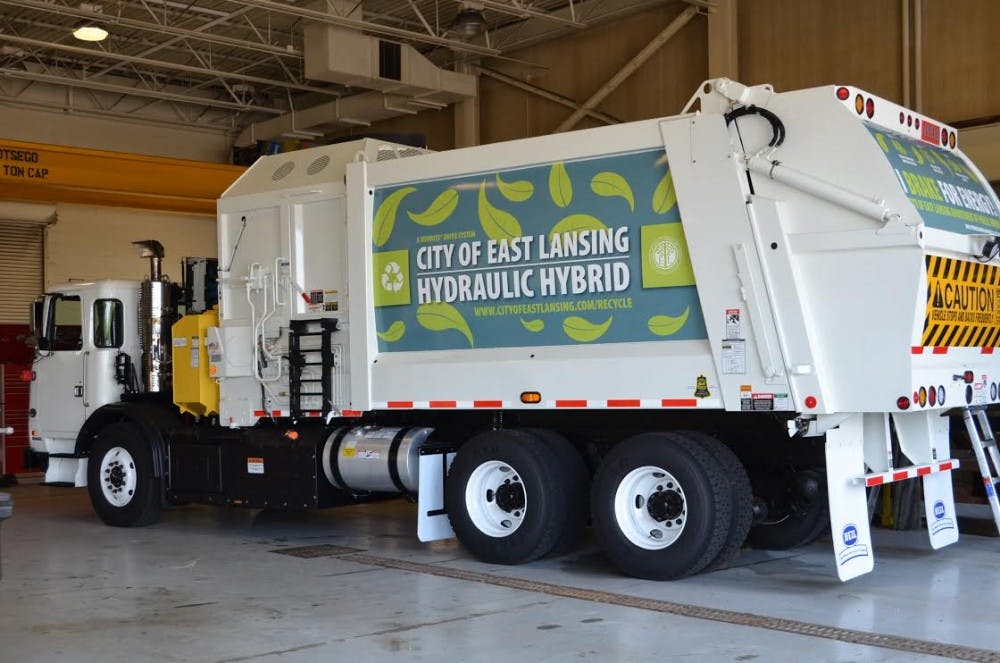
(2, 0), (1000, 660)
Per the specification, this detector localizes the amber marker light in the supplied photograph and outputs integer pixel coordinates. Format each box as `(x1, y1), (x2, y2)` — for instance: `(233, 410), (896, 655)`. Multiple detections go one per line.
(520, 391), (542, 404)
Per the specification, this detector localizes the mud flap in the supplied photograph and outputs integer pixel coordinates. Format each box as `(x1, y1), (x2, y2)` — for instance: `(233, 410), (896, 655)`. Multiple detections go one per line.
(894, 411), (958, 550)
(417, 448), (455, 542)
(825, 414), (875, 581)
(922, 471), (958, 549)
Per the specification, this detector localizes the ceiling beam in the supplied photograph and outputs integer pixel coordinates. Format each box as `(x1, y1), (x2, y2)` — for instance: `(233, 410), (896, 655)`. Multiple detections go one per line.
(0, 68), (283, 114)
(476, 65), (621, 125)
(0, 34), (337, 96)
(0, 0), (301, 59)
(476, 1), (586, 29)
(555, 4), (699, 132)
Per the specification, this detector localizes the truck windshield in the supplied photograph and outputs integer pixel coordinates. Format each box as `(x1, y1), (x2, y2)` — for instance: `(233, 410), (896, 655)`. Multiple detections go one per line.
(867, 122), (1000, 235)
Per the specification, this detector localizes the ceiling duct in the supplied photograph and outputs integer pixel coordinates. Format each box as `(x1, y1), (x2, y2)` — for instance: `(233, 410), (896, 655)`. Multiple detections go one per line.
(303, 25), (476, 105)
(235, 24), (477, 147)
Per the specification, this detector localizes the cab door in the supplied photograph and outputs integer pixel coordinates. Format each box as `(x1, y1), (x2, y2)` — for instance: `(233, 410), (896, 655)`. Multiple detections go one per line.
(32, 293), (88, 439)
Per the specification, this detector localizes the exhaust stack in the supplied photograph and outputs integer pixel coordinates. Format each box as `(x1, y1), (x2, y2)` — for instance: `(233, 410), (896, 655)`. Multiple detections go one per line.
(132, 240), (176, 393)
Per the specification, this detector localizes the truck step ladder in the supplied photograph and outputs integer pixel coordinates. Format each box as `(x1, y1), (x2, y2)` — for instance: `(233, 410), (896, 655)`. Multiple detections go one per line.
(288, 318), (338, 419)
(961, 406), (1000, 533)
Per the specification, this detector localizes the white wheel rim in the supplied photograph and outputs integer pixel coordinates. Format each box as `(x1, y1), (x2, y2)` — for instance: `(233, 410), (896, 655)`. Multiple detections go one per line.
(614, 465), (687, 550)
(99, 446), (138, 508)
(465, 460), (527, 538)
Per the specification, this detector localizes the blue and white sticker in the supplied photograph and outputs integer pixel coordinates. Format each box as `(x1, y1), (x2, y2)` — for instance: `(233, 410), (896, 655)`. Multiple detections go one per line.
(837, 523), (869, 566)
(929, 499), (955, 535)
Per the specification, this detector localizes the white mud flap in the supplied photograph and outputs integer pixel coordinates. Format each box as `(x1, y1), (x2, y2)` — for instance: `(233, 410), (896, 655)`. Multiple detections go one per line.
(922, 471), (959, 549)
(417, 448), (455, 542)
(825, 414), (875, 581)
(894, 411), (959, 550)
(45, 456), (88, 487)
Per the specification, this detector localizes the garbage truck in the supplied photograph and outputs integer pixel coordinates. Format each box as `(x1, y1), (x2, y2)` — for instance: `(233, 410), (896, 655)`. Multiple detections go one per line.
(27, 78), (1000, 581)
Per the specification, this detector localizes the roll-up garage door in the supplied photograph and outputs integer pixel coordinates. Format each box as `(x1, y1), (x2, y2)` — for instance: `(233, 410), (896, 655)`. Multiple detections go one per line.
(0, 220), (43, 323)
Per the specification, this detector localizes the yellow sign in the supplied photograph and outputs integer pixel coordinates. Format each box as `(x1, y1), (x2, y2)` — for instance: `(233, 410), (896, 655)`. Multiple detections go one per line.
(922, 255), (1000, 347)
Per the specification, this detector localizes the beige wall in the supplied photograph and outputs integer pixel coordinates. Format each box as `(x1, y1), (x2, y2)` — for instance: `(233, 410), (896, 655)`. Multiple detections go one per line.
(45, 205), (217, 287)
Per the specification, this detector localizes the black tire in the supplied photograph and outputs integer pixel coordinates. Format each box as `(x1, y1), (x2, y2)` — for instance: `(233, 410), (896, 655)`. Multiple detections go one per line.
(746, 467), (829, 550)
(681, 431), (753, 571)
(591, 432), (732, 580)
(446, 429), (573, 565)
(519, 428), (590, 555)
(87, 422), (163, 527)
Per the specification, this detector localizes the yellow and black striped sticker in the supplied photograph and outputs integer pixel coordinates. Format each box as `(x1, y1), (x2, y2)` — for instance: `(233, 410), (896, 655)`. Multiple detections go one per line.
(922, 255), (1000, 347)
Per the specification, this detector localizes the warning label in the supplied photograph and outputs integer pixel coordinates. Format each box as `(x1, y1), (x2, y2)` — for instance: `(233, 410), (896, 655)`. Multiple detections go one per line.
(922, 255), (1000, 347)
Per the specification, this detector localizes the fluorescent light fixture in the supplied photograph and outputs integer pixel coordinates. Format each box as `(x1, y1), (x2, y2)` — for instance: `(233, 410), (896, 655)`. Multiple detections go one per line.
(72, 23), (108, 42)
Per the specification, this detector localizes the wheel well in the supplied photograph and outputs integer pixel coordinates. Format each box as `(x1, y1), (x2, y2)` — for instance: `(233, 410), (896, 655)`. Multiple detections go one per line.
(75, 402), (181, 479)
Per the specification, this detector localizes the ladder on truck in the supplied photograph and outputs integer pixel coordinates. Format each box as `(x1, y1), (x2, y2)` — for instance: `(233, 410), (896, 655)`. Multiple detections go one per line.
(961, 406), (1000, 533)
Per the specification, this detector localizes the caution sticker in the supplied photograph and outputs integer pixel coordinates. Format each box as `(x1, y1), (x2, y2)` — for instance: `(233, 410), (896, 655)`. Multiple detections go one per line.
(922, 255), (1000, 347)
(247, 457), (264, 475)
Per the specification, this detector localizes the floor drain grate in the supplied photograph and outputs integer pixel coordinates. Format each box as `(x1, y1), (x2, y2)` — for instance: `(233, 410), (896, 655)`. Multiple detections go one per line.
(271, 544), (364, 558)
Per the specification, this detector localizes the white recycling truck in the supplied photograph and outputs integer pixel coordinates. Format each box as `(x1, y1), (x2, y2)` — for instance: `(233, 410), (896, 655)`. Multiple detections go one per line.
(27, 79), (1000, 581)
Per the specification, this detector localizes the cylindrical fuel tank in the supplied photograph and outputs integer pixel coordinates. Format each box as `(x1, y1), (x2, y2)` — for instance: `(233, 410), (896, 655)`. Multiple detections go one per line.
(140, 279), (178, 393)
(321, 426), (433, 494)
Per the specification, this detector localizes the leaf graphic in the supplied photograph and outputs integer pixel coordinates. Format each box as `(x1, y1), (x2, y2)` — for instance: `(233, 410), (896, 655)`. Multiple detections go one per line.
(478, 181), (523, 241)
(377, 320), (406, 343)
(549, 162), (572, 208)
(373, 186), (416, 247)
(408, 189), (459, 226)
(549, 214), (608, 239)
(647, 307), (690, 337)
(591, 172), (635, 211)
(417, 302), (474, 347)
(562, 315), (612, 343)
(652, 172), (677, 215)
(520, 318), (544, 332)
(496, 173), (534, 202)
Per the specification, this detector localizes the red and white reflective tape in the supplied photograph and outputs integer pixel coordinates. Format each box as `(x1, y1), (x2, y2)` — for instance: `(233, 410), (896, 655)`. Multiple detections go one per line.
(371, 398), (700, 410)
(911, 346), (997, 355)
(253, 409), (290, 418)
(858, 459), (959, 487)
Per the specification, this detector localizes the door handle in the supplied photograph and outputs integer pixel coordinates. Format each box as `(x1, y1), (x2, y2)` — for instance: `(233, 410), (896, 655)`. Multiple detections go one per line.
(82, 350), (90, 407)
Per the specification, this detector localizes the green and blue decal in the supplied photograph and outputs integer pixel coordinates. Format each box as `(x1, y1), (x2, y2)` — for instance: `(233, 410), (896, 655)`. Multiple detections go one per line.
(867, 122), (1000, 235)
(371, 148), (706, 352)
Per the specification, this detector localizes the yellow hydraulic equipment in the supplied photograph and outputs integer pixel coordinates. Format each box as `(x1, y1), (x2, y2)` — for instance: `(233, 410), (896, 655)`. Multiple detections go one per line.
(172, 308), (220, 416)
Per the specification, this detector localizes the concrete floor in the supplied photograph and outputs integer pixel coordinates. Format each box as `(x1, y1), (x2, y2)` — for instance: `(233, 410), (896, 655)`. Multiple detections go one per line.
(1, 484), (998, 662)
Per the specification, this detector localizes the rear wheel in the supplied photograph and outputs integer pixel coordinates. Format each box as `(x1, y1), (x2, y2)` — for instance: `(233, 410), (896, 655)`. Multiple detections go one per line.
(446, 429), (574, 565)
(519, 428), (589, 555)
(87, 422), (162, 527)
(681, 432), (753, 571)
(746, 466), (829, 550)
(592, 432), (732, 580)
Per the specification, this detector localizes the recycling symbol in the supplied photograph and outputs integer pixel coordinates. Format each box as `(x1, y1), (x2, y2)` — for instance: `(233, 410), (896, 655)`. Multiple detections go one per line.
(381, 261), (405, 293)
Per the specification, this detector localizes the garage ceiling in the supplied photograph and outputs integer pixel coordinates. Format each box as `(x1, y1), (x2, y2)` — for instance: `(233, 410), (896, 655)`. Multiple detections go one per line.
(0, 0), (678, 135)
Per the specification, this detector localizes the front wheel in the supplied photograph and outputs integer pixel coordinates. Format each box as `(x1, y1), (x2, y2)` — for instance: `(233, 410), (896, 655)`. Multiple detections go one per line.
(445, 429), (574, 565)
(87, 422), (163, 527)
(592, 432), (732, 580)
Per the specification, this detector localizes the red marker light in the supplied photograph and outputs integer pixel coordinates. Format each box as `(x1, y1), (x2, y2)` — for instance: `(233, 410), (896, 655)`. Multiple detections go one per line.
(865, 98), (875, 118)
(928, 386), (937, 406)
(964, 371), (975, 384)
(804, 395), (818, 409)
(942, 128), (948, 145)
(897, 396), (911, 410)
(20, 369), (33, 382)
(899, 111), (905, 124)
(836, 87), (850, 100)
(907, 115), (913, 127)
(915, 118), (920, 129)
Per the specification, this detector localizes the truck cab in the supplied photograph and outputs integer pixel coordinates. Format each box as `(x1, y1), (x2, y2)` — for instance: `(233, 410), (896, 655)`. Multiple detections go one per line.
(29, 280), (141, 485)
